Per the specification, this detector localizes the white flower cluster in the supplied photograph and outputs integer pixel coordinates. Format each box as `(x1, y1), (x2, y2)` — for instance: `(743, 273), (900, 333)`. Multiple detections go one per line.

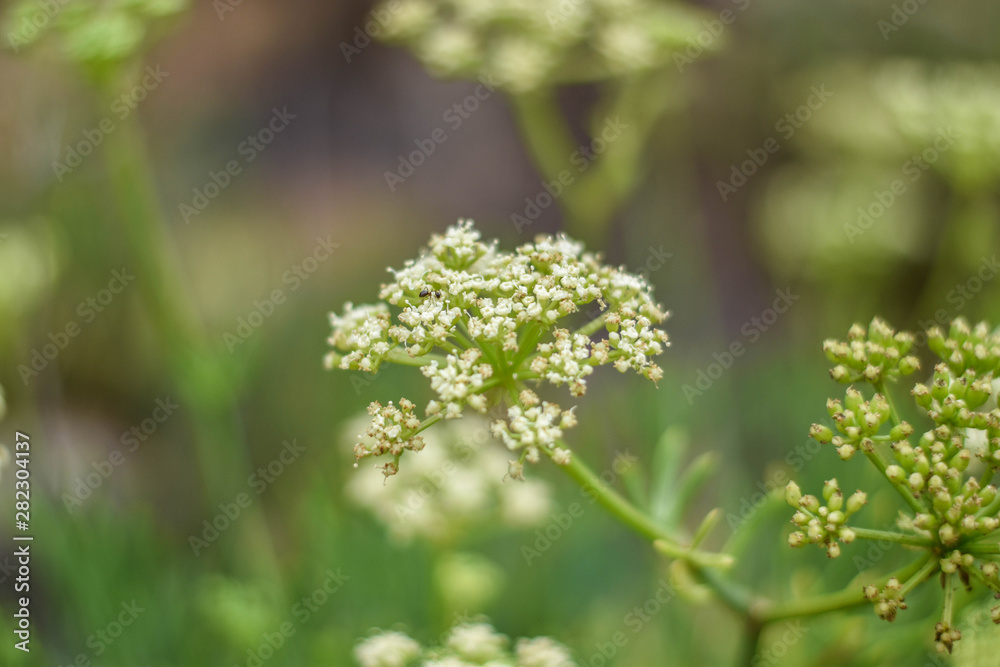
(345, 415), (553, 543)
(491, 396), (576, 472)
(353, 399), (426, 477)
(354, 619), (576, 667)
(374, 0), (711, 91)
(328, 220), (670, 475)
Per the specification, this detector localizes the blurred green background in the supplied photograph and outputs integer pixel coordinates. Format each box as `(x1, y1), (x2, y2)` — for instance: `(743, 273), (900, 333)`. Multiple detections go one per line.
(2, 0), (1000, 665)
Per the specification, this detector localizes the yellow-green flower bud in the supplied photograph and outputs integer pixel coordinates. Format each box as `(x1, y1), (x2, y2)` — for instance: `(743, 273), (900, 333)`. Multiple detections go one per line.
(846, 491), (867, 514)
(784, 481), (802, 508)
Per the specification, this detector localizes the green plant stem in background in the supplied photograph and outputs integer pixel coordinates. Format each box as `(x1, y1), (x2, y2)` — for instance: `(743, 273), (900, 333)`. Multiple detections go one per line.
(508, 91), (612, 243)
(100, 77), (283, 587)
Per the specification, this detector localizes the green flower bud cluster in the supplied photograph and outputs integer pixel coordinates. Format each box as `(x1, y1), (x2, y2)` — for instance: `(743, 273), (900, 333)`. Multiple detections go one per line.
(935, 621), (962, 655)
(5, 0), (187, 79)
(823, 317), (920, 385)
(926, 320), (1000, 376)
(912, 364), (997, 429)
(785, 479), (866, 558)
(791, 318), (1000, 651)
(373, 0), (714, 91)
(863, 577), (907, 622)
(810, 387), (893, 460)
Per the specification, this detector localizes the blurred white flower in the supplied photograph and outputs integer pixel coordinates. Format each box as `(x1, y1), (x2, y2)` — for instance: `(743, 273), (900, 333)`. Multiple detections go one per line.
(344, 414), (554, 543)
(372, 0), (715, 90)
(355, 619), (576, 666)
(355, 630), (422, 667)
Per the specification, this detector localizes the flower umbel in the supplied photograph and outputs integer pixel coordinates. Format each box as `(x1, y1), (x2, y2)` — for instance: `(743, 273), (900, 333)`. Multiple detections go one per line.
(327, 220), (670, 476)
(788, 317), (1000, 652)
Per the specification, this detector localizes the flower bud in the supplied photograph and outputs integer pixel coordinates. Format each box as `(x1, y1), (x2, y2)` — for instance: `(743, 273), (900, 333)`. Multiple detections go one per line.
(827, 542), (841, 558)
(845, 388), (864, 413)
(898, 356), (919, 375)
(828, 492), (844, 512)
(889, 422), (913, 440)
(912, 384), (932, 408)
(831, 365), (851, 383)
(886, 465), (905, 483)
(809, 424), (833, 444)
(908, 473), (925, 493)
(846, 491), (868, 514)
(927, 326), (946, 357)
(836, 444), (856, 460)
(800, 495), (820, 513)
(788, 531), (806, 548)
(822, 479), (839, 501)
(863, 365), (881, 382)
(784, 481), (802, 508)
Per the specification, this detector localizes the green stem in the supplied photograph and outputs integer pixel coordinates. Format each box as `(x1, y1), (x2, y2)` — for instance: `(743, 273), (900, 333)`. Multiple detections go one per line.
(507, 91), (614, 244)
(384, 348), (448, 366)
(963, 540), (1000, 555)
(751, 554), (934, 623)
(101, 81), (282, 585)
(942, 572), (955, 628)
(558, 453), (732, 569)
(875, 381), (904, 429)
(865, 383), (928, 514)
(850, 527), (935, 548)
